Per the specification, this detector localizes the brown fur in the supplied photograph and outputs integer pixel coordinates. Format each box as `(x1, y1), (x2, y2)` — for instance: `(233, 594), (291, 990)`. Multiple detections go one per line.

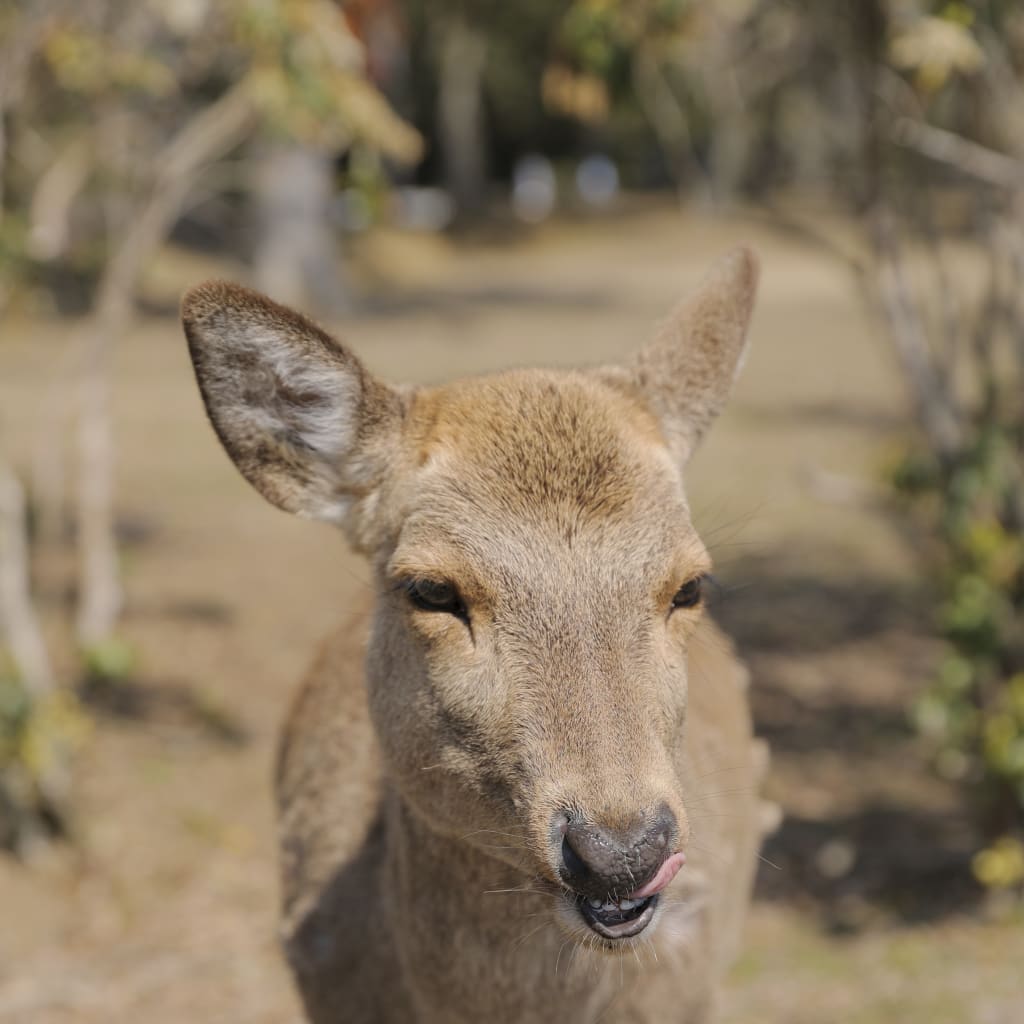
(181, 248), (771, 1023)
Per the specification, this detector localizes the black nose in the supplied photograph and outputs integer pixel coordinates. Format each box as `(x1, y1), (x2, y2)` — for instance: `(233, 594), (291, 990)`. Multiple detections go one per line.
(557, 804), (678, 899)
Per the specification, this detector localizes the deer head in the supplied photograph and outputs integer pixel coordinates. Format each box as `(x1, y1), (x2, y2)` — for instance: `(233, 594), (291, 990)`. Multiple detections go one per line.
(182, 248), (758, 946)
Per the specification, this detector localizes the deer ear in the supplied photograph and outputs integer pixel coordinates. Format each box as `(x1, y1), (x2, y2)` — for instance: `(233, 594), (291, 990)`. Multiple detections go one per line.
(618, 247), (759, 464)
(181, 281), (403, 546)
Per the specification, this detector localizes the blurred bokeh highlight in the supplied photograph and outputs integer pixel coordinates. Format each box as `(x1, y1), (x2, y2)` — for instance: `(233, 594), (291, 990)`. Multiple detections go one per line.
(1, 1), (1022, 1021)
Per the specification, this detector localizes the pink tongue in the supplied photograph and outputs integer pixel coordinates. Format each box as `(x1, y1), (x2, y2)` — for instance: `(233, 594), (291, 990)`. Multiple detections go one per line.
(627, 852), (686, 900)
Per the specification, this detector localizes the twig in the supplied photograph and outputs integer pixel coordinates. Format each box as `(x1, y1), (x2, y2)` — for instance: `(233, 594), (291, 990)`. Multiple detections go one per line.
(891, 116), (1024, 190)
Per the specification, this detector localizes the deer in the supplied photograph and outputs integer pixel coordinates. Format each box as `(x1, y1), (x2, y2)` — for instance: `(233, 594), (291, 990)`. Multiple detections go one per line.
(181, 246), (772, 1023)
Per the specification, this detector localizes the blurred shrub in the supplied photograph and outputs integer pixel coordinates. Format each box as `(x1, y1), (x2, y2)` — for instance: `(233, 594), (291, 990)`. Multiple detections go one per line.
(81, 635), (136, 684)
(0, 0), (421, 308)
(0, 672), (90, 853)
(865, 0), (1024, 890)
(897, 421), (1024, 887)
(973, 836), (1024, 890)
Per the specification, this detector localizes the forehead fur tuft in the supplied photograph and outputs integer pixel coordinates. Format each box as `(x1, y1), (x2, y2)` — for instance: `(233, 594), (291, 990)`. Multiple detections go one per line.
(409, 369), (678, 532)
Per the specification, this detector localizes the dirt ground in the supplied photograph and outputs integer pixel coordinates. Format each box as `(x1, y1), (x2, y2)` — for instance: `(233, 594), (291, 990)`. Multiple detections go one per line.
(1, 201), (1021, 1022)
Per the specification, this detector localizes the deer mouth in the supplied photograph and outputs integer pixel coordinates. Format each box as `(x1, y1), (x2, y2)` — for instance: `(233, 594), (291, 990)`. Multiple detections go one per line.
(567, 849), (684, 941)
(576, 893), (658, 939)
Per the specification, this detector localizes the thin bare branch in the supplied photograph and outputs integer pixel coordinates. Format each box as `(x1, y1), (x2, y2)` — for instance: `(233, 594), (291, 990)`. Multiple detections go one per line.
(891, 116), (1024, 190)
(92, 75), (257, 322)
(26, 136), (92, 261)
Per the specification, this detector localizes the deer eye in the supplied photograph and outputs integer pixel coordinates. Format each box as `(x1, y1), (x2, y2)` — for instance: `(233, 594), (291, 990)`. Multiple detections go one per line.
(405, 578), (467, 619)
(671, 576), (704, 611)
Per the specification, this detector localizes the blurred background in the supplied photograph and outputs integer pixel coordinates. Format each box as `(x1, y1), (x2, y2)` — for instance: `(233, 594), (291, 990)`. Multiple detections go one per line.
(1, 1), (1023, 1021)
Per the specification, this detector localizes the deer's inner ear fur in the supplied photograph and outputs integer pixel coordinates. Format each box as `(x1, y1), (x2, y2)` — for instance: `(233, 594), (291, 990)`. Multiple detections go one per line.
(610, 246), (759, 465)
(181, 281), (404, 541)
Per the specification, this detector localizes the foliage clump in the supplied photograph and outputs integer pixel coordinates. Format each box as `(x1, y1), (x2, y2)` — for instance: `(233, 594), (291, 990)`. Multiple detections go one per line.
(897, 422), (1024, 888)
(0, 672), (89, 854)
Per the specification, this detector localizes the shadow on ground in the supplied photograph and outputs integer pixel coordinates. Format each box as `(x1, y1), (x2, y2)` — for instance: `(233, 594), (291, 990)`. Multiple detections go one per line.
(710, 554), (927, 655)
(712, 548), (984, 928)
(79, 674), (248, 745)
(758, 803), (982, 930)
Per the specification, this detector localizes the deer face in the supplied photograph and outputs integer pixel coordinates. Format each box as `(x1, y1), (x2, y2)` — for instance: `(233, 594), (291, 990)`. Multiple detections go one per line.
(182, 248), (758, 947)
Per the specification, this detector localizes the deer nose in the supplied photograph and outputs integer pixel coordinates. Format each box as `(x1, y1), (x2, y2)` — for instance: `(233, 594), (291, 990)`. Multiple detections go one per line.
(556, 804), (679, 899)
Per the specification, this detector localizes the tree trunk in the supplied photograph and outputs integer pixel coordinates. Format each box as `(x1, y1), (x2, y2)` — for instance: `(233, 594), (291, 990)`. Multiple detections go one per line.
(252, 144), (349, 314)
(74, 338), (122, 648)
(435, 15), (488, 221)
(0, 465), (72, 853)
(0, 468), (54, 697)
(74, 79), (255, 649)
